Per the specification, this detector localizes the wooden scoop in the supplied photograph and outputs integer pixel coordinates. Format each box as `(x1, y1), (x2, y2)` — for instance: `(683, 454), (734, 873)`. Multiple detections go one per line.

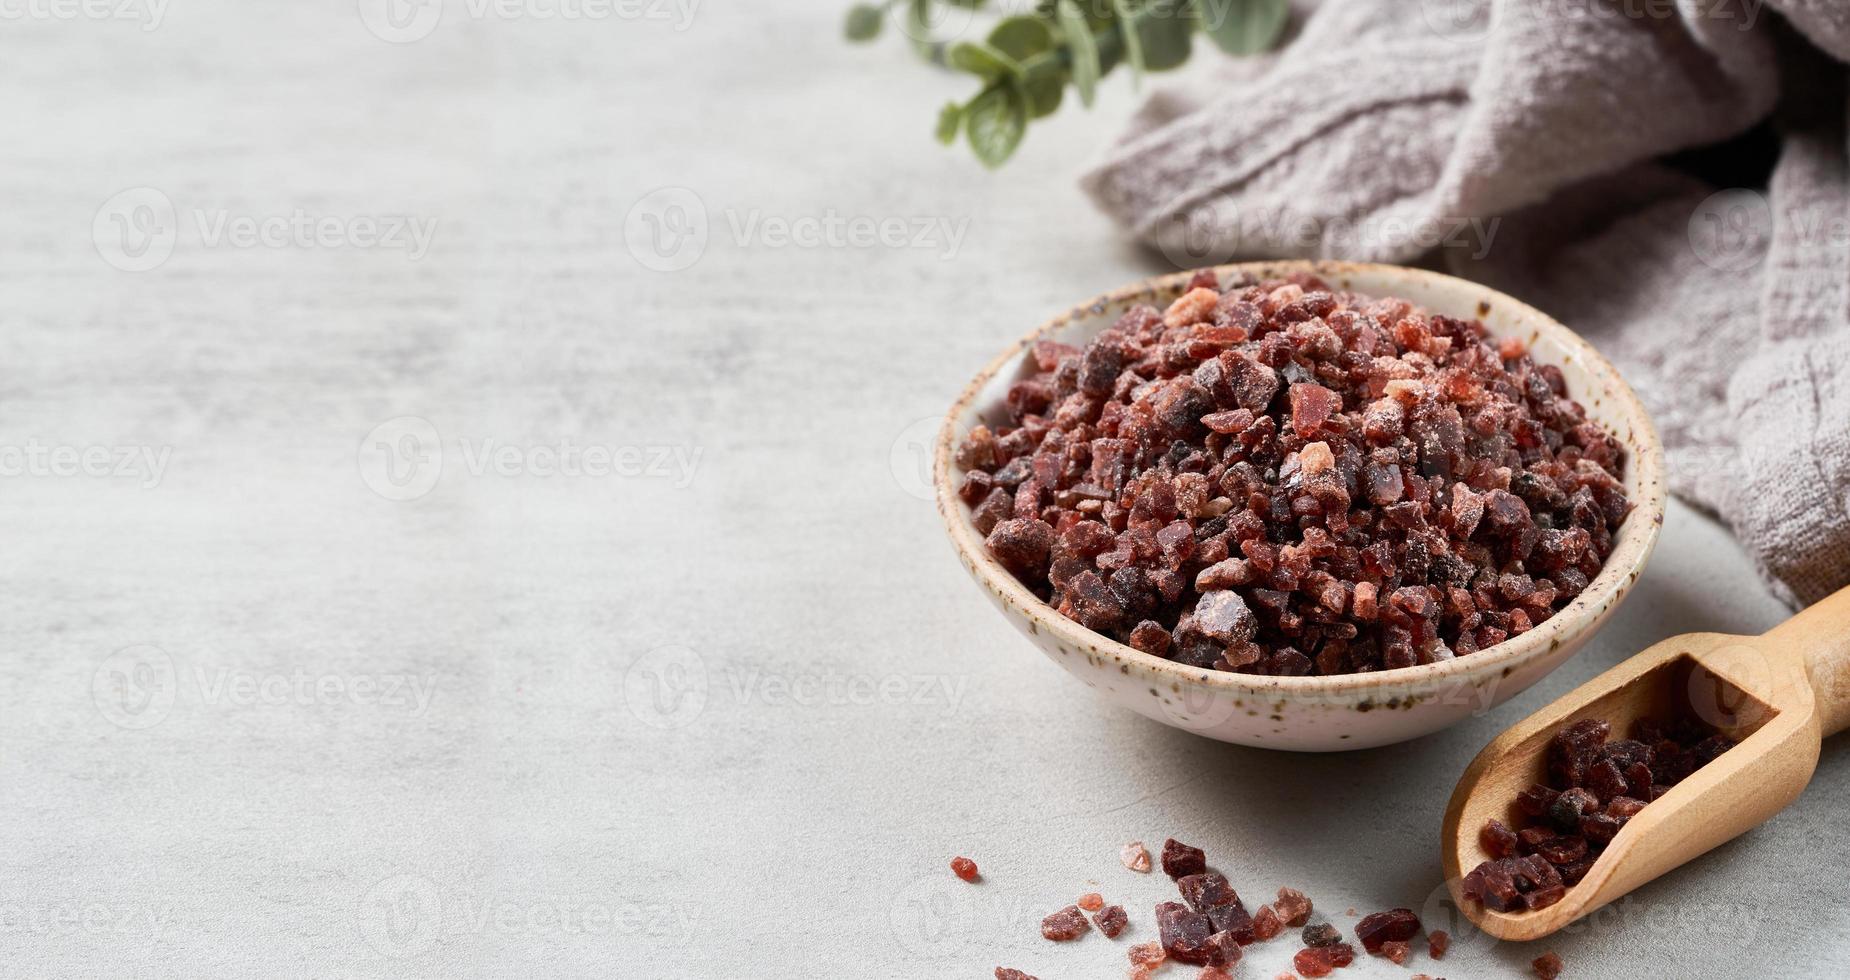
(1442, 585), (1850, 941)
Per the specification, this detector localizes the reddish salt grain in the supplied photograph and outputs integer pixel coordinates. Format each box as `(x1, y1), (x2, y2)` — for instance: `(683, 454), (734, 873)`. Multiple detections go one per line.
(1079, 892), (1105, 912)
(1161, 838), (1207, 879)
(1252, 904), (1283, 940)
(1122, 841), (1153, 873)
(1534, 951), (1565, 978)
(995, 969), (1038, 980)
(1465, 715), (1734, 913)
(1274, 887), (1313, 927)
(1129, 941), (1167, 967)
(1198, 968), (1235, 980)
(1379, 940), (1411, 965)
(1428, 929), (1450, 959)
(1354, 908), (1420, 953)
(1041, 905), (1090, 941)
(1294, 942), (1356, 977)
(1096, 904), (1129, 938)
(951, 856), (980, 882)
(958, 274), (1631, 677)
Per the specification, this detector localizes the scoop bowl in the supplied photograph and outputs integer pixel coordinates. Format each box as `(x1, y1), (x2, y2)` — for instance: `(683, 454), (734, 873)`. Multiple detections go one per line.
(933, 261), (1665, 751)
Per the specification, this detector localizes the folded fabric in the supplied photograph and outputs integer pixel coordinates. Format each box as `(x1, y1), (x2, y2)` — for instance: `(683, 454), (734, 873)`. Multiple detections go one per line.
(1083, 0), (1850, 606)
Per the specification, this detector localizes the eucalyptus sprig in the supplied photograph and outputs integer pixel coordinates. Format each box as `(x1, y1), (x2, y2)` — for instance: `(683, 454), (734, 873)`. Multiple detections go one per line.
(844, 0), (1290, 167)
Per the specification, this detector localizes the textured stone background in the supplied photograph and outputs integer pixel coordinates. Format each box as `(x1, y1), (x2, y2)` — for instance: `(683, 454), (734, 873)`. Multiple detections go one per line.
(1, 1), (1843, 977)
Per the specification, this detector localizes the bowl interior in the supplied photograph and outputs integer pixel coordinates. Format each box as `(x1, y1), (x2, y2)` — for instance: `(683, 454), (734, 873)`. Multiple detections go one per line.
(938, 260), (1665, 694)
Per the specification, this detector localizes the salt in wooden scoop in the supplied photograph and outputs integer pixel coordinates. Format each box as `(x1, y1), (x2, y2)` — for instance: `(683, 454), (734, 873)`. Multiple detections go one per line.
(1441, 585), (1850, 940)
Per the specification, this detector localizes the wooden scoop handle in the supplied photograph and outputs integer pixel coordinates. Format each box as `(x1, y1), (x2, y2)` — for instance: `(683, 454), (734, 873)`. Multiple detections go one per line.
(1767, 585), (1850, 738)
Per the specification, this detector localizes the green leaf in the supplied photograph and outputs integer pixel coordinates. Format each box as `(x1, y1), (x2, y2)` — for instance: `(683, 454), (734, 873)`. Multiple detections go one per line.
(948, 40), (1022, 80)
(987, 14), (1053, 61)
(1137, 0), (1191, 71)
(1197, 0), (1289, 56)
(964, 83), (1028, 168)
(1023, 68), (1065, 118)
(843, 3), (884, 41)
(935, 101), (964, 145)
(1111, 0), (1144, 87)
(1055, 0), (1098, 107)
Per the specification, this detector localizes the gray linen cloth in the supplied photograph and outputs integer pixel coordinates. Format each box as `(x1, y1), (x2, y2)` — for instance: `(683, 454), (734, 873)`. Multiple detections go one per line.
(1082, 0), (1850, 606)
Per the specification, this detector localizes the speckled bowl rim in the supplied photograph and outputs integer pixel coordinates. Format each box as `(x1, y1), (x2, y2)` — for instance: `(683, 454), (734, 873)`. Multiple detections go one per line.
(934, 260), (1666, 697)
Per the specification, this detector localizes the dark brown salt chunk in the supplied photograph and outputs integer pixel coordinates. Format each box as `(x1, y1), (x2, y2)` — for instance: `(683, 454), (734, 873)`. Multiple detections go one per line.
(1095, 904), (1129, 938)
(1161, 838), (1207, 879)
(1301, 922), (1341, 947)
(1481, 818), (1518, 858)
(1157, 901), (1220, 965)
(994, 969), (1037, 980)
(1533, 951), (1564, 979)
(1353, 908), (1419, 954)
(986, 518), (1054, 577)
(1206, 902), (1255, 944)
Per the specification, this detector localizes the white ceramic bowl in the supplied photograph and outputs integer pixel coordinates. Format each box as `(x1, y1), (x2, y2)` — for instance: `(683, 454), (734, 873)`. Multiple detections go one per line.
(934, 261), (1665, 751)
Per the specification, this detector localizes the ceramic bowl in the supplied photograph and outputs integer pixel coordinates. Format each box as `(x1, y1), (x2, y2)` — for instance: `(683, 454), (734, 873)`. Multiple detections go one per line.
(934, 261), (1665, 751)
